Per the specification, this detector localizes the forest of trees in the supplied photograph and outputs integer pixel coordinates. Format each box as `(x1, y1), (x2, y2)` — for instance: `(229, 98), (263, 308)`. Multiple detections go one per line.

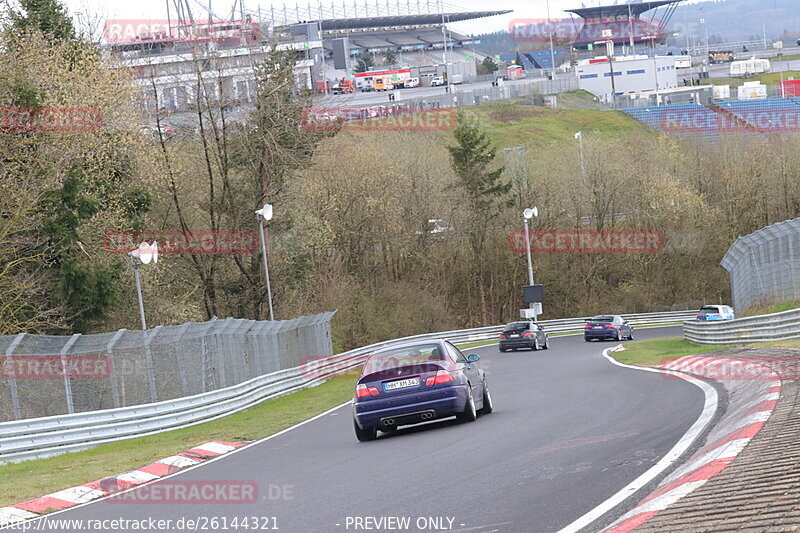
(3, 1), (800, 351)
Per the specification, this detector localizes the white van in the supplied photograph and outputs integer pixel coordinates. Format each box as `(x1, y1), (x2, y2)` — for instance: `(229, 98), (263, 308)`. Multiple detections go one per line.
(404, 77), (419, 88)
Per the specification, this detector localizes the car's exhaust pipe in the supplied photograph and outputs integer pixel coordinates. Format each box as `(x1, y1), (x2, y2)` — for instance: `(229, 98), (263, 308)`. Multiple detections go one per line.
(382, 418), (395, 427)
(421, 412), (432, 420)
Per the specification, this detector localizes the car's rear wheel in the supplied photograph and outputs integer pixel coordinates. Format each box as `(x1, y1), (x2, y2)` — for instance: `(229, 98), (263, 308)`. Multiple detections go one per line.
(499, 346), (507, 352)
(585, 337), (592, 342)
(457, 385), (477, 423)
(543, 335), (550, 349)
(481, 381), (493, 414)
(628, 329), (635, 340)
(354, 420), (377, 442)
(532, 337), (540, 351)
(615, 330), (622, 342)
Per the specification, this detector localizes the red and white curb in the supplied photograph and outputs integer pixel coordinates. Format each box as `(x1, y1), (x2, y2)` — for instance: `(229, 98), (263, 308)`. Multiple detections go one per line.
(602, 356), (780, 532)
(0, 441), (248, 527)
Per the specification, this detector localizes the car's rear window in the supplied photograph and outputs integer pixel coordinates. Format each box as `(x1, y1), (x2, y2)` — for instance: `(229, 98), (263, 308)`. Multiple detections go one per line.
(503, 322), (529, 331)
(363, 343), (444, 375)
(590, 315), (614, 322)
(699, 307), (720, 313)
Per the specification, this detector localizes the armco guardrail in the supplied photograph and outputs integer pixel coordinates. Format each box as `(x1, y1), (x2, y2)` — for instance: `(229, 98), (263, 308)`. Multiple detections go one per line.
(0, 310), (692, 464)
(683, 308), (800, 345)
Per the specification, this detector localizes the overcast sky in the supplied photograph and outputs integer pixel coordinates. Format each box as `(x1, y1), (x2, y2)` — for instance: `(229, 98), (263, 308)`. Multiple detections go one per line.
(61, 0), (652, 36)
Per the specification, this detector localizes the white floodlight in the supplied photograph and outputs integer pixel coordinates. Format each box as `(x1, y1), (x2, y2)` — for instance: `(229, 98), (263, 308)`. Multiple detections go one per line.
(523, 207), (539, 220)
(255, 204), (273, 221)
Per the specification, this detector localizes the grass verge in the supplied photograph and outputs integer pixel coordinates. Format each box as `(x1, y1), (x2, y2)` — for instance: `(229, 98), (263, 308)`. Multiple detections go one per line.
(701, 70), (800, 88)
(611, 336), (736, 367)
(0, 372), (359, 507)
(740, 301), (800, 317)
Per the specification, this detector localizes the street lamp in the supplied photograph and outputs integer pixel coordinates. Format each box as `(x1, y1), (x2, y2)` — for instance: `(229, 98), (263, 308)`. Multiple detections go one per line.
(127, 241), (158, 330)
(594, 39), (617, 109)
(522, 207), (539, 317)
(255, 203), (275, 321)
(574, 131), (586, 183)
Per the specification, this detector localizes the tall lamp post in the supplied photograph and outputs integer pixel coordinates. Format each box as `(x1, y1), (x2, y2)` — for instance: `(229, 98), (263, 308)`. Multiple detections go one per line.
(127, 241), (158, 330)
(595, 39), (617, 109)
(523, 207), (538, 320)
(255, 203), (275, 321)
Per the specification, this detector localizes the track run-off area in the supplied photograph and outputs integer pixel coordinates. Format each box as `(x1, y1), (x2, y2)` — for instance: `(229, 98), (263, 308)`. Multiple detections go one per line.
(7, 326), (710, 533)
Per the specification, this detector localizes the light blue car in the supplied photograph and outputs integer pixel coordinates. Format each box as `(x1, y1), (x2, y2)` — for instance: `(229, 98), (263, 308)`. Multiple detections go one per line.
(696, 305), (735, 321)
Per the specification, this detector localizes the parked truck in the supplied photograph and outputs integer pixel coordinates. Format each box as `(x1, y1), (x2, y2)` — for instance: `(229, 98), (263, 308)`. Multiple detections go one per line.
(730, 58), (771, 77)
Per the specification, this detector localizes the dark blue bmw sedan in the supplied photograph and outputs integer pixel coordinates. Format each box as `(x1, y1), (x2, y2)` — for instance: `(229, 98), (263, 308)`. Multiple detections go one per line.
(352, 339), (493, 441)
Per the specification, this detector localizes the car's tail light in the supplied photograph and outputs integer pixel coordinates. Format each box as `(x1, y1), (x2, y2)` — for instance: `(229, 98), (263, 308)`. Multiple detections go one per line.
(697, 314), (703, 318)
(499, 333), (506, 338)
(605, 325), (615, 329)
(584, 324), (592, 329)
(523, 332), (533, 337)
(356, 384), (380, 398)
(712, 314), (721, 318)
(425, 370), (454, 386)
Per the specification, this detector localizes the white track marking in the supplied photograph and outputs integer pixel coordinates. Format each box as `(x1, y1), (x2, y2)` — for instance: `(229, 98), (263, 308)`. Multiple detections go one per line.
(557, 346), (718, 533)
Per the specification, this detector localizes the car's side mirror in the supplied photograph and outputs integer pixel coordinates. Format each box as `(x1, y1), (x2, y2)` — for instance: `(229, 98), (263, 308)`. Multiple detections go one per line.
(467, 354), (480, 363)
(538, 325), (544, 331)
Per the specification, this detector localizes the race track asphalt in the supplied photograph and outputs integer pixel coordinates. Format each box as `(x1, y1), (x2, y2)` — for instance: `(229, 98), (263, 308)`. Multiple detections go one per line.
(28, 326), (704, 533)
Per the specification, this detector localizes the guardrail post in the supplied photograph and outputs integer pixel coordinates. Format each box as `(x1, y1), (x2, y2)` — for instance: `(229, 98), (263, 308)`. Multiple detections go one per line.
(199, 320), (218, 392)
(5, 333), (25, 420)
(106, 329), (126, 408)
(144, 326), (162, 402)
(60, 334), (81, 414)
(173, 324), (191, 397)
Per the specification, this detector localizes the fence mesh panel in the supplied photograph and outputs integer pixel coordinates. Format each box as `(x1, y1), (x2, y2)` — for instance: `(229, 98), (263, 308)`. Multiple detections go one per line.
(721, 218), (800, 312)
(0, 311), (335, 421)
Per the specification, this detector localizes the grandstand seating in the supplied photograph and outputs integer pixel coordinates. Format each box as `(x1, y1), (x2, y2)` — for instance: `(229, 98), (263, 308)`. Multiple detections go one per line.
(350, 36), (395, 49)
(497, 49), (569, 70)
(416, 30), (445, 44)
(384, 34), (425, 46)
(624, 98), (800, 140)
(624, 103), (723, 140)
(715, 98), (800, 133)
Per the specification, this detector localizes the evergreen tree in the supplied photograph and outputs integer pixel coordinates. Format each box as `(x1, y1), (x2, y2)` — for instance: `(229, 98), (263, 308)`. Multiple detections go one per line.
(11, 0), (76, 41)
(354, 51), (374, 73)
(481, 56), (498, 74)
(448, 111), (514, 323)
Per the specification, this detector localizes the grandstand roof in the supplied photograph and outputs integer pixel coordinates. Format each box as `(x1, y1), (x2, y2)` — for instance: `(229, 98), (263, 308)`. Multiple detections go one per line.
(317, 11), (510, 31)
(566, 1), (682, 20)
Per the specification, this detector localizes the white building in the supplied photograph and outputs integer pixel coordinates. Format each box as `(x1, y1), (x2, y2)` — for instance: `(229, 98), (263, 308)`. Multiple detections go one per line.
(576, 55), (679, 104)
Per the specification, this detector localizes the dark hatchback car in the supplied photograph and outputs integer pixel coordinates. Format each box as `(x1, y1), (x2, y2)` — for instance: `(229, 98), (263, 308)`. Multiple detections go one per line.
(584, 315), (634, 342)
(498, 321), (549, 352)
(352, 340), (492, 442)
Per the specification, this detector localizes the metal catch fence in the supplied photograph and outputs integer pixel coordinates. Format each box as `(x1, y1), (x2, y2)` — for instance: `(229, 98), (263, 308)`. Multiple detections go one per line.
(0, 312), (336, 422)
(721, 217), (800, 313)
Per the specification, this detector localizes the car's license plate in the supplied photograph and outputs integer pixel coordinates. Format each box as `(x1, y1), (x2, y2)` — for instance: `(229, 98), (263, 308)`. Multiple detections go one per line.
(510, 334), (520, 337)
(594, 326), (603, 329)
(385, 377), (420, 391)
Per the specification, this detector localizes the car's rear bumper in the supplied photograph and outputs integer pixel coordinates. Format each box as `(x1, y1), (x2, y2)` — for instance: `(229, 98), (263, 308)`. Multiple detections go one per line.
(499, 339), (536, 349)
(353, 386), (466, 429)
(584, 330), (616, 339)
